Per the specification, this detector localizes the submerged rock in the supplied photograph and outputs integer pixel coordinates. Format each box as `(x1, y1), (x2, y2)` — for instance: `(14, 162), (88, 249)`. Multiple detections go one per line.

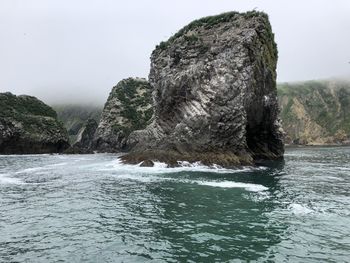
(123, 11), (284, 167)
(93, 78), (153, 152)
(0, 92), (69, 154)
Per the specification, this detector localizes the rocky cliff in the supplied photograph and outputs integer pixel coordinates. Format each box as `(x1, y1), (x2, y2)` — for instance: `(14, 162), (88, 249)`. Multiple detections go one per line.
(64, 118), (98, 154)
(123, 11), (284, 167)
(53, 104), (102, 143)
(93, 78), (153, 152)
(74, 119), (98, 149)
(0, 92), (69, 154)
(278, 79), (350, 145)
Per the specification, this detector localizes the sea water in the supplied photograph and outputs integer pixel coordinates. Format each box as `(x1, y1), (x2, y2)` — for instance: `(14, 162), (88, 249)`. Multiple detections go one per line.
(0, 147), (349, 262)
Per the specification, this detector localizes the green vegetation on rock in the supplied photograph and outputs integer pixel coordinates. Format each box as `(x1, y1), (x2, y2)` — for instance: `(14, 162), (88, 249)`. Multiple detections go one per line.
(94, 77), (153, 152)
(0, 92), (69, 154)
(278, 79), (350, 145)
(0, 93), (57, 119)
(53, 104), (102, 143)
(110, 78), (153, 136)
(155, 11), (275, 53)
(0, 93), (63, 136)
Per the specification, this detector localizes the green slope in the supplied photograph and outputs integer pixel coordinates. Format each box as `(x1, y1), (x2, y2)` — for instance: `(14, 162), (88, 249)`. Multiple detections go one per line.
(277, 79), (350, 145)
(52, 104), (102, 143)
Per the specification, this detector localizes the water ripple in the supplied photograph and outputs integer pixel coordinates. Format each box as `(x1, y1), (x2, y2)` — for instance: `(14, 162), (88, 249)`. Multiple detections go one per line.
(0, 148), (350, 262)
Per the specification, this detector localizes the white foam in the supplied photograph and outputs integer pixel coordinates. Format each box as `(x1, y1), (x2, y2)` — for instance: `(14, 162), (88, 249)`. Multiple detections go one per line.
(97, 158), (265, 175)
(289, 203), (313, 215)
(0, 173), (24, 184)
(0, 154), (50, 157)
(15, 162), (70, 174)
(197, 181), (268, 192)
(47, 162), (69, 167)
(15, 167), (44, 174)
(114, 173), (165, 183)
(152, 161), (168, 169)
(322, 176), (344, 182)
(110, 173), (268, 193)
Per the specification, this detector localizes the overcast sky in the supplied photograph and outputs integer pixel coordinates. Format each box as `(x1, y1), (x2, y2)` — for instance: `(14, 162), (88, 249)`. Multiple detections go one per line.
(1, 0), (349, 105)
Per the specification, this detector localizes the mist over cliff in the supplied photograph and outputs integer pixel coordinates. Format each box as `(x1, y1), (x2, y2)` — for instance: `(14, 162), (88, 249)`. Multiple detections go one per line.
(1, 1), (350, 105)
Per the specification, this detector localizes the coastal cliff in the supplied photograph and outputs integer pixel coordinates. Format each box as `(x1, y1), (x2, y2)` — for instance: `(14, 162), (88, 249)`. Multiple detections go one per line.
(93, 78), (153, 152)
(0, 92), (69, 154)
(278, 79), (350, 145)
(123, 11), (284, 167)
(52, 78), (350, 151)
(53, 104), (102, 143)
(64, 118), (98, 154)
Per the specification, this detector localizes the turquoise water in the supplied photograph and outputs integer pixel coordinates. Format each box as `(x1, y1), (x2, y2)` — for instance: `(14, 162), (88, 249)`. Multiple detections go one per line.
(0, 147), (349, 262)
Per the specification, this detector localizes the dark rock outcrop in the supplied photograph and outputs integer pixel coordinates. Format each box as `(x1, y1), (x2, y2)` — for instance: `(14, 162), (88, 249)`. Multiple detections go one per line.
(0, 92), (69, 154)
(93, 78), (153, 152)
(123, 11), (284, 167)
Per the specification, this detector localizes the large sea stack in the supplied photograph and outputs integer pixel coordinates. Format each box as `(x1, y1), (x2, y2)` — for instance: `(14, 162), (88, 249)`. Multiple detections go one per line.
(123, 11), (284, 167)
(93, 78), (153, 152)
(0, 92), (69, 154)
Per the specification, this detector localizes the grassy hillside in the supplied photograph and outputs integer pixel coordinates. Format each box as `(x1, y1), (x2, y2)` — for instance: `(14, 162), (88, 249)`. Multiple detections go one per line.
(52, 104), (102, 143)
(0, 92), (57, 119)
(0, 92), (65, 136)
(277, 79), (350, 145)
(0, 92), (69, 153)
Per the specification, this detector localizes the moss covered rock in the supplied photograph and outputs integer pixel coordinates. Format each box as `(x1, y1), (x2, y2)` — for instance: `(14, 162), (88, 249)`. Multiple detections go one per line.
(0, 92), (69, 154)
(93, 78), (153, 152)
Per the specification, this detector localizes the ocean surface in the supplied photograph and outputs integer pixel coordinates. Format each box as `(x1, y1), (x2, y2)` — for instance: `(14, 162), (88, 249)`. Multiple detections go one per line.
(0, 147), (349, 262)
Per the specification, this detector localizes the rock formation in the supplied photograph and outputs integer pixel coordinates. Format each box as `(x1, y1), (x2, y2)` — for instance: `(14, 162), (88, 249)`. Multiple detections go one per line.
(93, 78), (153, 152)
(0, 92), (69, 154)
(64, 118), (98, 154)
(122, 11), (284, 167)
(74, 118), (98, 149)
(53, 104), (102, 144)
(278, 79), (350, 145)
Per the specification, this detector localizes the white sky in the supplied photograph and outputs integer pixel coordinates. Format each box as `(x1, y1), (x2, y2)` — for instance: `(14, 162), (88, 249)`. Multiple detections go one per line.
(1, 0), (350, 104)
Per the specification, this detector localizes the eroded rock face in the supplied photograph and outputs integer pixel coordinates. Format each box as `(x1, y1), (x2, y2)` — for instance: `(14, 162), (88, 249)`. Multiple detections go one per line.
(278, 80), (350, 145)
(93, 78), (153, 152)
(123, 11), (284, 167)
(64, 118), (98, 154)
(74, 118), (98, 149)
(53, 104), (102, 144)
(0, 92), (69, 154)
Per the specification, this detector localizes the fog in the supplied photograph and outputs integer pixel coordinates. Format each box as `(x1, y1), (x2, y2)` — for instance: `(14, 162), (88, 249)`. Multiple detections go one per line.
(1, 0), (349, 105)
